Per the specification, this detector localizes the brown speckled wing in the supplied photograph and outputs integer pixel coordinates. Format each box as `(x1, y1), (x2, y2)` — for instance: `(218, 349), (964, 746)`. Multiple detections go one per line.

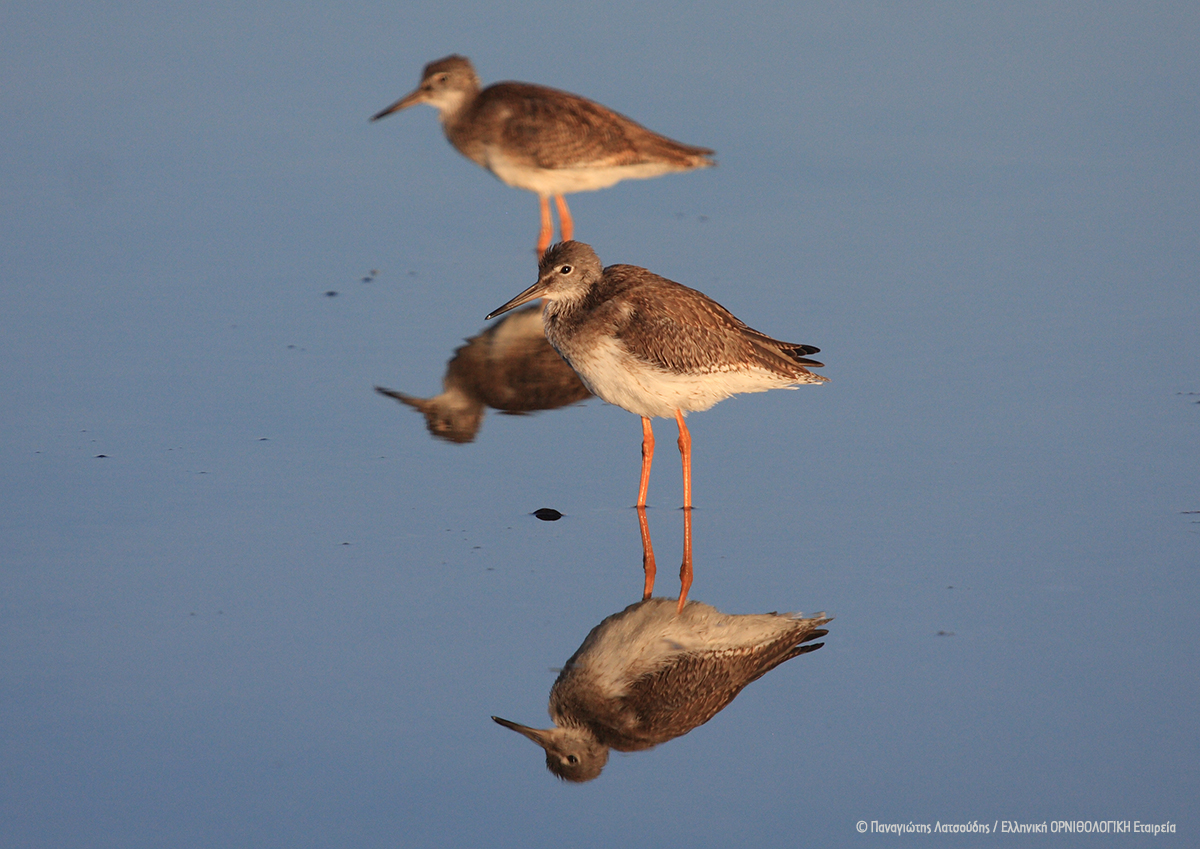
(621, 627), (829, 744)
(599, 267), (822, 376)
(474, 83), (708, 170)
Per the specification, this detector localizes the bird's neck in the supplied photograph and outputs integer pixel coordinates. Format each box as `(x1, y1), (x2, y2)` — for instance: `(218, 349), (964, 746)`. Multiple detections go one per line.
(541, 297), (586, 346)
(433, 89), (478, 132)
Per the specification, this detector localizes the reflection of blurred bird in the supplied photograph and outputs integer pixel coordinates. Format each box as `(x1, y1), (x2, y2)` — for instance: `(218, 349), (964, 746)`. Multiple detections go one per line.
(376, 305), (589, 443)
(371, 55), (715, 256)
(487, 241), (828, 508)
(493, 598), (830, 781)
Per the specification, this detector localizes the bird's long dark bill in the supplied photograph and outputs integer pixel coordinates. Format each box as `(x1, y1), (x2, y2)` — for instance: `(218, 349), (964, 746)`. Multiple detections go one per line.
(374, 386), (426, 411)
(370, 89), (423, 121)
(485, 280), (549, 320)
(491, 715), (552, 747)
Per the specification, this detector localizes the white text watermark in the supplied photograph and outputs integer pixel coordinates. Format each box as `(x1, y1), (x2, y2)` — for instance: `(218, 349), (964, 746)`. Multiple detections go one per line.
(855, 820), (1177, 836)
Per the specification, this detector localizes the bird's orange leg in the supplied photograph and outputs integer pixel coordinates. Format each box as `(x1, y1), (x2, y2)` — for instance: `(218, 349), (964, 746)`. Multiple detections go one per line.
(554, 194), (574, 242)
(536, 195), (554, 256)
(675, 409), (692, 511)
(677, 503), (693, 613)
(637, 506), (656, 600)
(637, 416), (654, 508)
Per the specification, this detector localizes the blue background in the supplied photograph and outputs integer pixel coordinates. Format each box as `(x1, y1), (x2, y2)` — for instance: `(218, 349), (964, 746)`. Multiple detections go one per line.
(2, 1), (1196, 846)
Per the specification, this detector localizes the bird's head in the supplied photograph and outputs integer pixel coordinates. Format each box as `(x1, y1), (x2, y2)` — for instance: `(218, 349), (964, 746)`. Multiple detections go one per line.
(373, 386), (482, 444)
(486, 241), (603, 320)
(491, 715), (609, 782)
(371, 54), (480, 121)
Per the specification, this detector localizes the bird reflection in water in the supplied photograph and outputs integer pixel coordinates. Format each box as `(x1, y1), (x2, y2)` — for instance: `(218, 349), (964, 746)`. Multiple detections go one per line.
(492, 508), (831, 781)
(375, 304), (590, 443)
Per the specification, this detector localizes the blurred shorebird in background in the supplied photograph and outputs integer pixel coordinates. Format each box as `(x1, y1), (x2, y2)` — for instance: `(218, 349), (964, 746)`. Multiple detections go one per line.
(371, 55), (715, 255)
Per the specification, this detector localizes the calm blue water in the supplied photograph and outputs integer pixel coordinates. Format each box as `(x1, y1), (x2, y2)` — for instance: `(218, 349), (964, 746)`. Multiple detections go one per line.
(3, 2), (1196, 846)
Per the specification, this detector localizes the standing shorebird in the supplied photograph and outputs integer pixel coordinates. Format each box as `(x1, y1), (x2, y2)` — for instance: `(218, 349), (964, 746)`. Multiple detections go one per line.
(493, 598), (830, 781)
(486, 241), (829, 509)
(371, 55), (715, 255)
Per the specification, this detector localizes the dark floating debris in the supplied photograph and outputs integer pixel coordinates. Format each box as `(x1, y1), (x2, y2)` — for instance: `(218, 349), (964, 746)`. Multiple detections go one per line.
(936, 630), (956, 637)
(533, 508), (563, 521)
(94, 454), (108, 458)
(324, 290), (338, 297)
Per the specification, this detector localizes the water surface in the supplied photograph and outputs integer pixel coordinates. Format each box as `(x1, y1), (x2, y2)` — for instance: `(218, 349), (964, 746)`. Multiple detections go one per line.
(2, 2), (1196, 846)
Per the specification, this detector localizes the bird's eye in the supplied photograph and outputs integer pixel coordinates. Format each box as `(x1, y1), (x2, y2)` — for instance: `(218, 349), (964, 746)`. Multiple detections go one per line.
(559, 265), (572, 275)
(566, 755), (579, 764)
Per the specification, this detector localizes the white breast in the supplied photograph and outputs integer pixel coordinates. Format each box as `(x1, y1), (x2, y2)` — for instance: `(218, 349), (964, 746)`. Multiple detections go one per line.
(486, 152), (689, 195)
(563, 335), (796, 419)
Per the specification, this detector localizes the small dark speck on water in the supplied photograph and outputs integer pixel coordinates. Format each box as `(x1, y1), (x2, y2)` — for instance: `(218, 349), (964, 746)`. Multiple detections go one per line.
(937, 630), (956, 637)
(258, 437), (270, 442)
(94, 454), (108, 458)
(324, 290), (338, 297)
(534, 508), (563, 521)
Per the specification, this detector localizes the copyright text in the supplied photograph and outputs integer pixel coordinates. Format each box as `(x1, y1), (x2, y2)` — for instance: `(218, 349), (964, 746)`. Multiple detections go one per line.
(855, 820), (1177, 836)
